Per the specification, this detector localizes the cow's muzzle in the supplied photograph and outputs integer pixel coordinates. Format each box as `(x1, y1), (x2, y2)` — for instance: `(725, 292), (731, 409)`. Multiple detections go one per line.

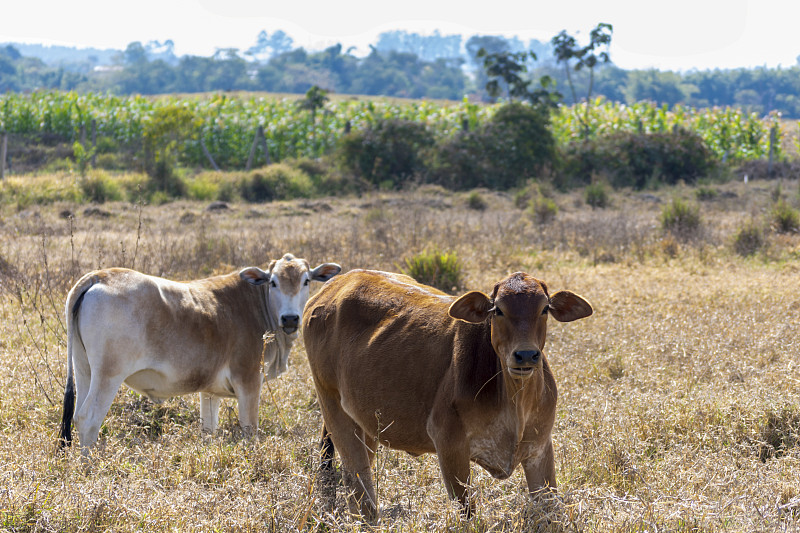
(281, 314), (300, 335)
(508, 349), (541, 377)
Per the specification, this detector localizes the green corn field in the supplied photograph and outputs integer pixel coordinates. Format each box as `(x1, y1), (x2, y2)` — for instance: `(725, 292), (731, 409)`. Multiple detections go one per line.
(0, 91), (785, 169)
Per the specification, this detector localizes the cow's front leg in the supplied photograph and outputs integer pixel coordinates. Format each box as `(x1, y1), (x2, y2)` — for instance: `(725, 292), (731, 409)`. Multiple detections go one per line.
(435, 444), (472, 516)
(236, 378), (262, 439)
(199, 393), (220, 434)
(522, 439), (556, 496)
(428, 411), (472, 516)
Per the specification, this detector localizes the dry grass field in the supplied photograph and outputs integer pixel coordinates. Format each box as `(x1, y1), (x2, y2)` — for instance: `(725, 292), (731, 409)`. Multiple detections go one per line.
(1, 175), (799, 531)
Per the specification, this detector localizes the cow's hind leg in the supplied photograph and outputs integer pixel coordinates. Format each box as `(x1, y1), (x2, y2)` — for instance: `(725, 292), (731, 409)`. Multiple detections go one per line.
(318, 424), (338, 515)
(318, 398), (378, 522)
(74, 370), (126, 454)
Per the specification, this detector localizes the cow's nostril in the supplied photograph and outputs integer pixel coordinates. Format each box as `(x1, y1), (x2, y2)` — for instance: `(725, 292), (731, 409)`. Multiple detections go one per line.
(513, 350), (541, 365)
(282, 314), (300, 326)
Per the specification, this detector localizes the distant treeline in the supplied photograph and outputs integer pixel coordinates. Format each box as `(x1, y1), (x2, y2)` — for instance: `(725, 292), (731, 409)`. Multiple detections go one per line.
(2, 30), (800, 117)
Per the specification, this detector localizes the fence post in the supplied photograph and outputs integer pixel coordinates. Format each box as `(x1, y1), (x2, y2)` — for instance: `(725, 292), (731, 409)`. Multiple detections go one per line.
(259, 125), (270, 166)
(246, 125), (270, 170)
(91, 119), (97, 168)
(768, 124), (777, 178)
(0, 131), (7, 180)
(200, 137), (220, 171)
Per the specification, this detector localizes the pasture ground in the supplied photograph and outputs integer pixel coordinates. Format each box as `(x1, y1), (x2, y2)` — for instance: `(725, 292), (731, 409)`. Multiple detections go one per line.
(0, 177), (799, 531)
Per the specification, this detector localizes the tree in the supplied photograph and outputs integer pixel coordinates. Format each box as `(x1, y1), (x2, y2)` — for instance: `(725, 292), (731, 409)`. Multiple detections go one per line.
(142, 104), (201, 195)
(552, 22), (613, 138)
(427, 102), (556, 190)
(625, 70), (690, 107)
(376, 30), (462, 61)
(246, 30), (294, 62)
(209, 48), (249, 91)
(466, 35), (512, 99)
(298, 85), (329, 152)
(144, 40), (177, 64)
(122, 42), (148, 66)
(477, 49), (560, 107)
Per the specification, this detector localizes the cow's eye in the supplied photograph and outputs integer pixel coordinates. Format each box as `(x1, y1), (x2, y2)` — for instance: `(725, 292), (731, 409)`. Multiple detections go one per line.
(542, 305), (549, 316)
(494, 307), (504, 317)
(270, 280), (277, 288)
(304, 279), (310, 286)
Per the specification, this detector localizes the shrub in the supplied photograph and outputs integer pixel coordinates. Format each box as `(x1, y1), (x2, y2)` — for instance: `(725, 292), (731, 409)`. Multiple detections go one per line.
(466, 190), (488, 211)
(732, 219), (765, 257)
(147, 158), (187, 198)
(561, 129), (717, 189)
(72, 141), (95, 177)
(95, 153), (125, 171)
(401, 249), (463, 294)
(695, 185), (719, 201)
(585, 182), (610, 208)
(336, 118), (434, 189)
(770, 199), (800, 233)
(143, 104), (200, 182)
(660, 197), (701, 238)
(79, 172), (123, 203)
(528, 195), (559, 224)
(427, 102), (556, 191)
(186, 173), (222, 201)
(117, 173), (150, 203)
(238, 164), (313, 202)
(513, 180), (554, 209)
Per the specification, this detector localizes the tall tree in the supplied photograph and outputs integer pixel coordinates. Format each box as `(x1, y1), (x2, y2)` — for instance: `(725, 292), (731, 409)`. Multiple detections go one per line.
(246, 30), (294, 62)
(477, 49), (559, 107)
(552, 22), (613, 137)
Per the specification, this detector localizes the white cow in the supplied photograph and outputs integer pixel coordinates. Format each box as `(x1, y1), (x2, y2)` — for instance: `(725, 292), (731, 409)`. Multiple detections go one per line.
(58, 253), (341, 451)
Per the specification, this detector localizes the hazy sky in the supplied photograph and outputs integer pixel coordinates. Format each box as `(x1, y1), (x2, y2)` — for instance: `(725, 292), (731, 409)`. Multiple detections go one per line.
(2, 0), (799, 71)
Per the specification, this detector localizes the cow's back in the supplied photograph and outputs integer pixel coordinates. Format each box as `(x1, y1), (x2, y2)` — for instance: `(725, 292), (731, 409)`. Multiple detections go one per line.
(303, 269), (461, 451)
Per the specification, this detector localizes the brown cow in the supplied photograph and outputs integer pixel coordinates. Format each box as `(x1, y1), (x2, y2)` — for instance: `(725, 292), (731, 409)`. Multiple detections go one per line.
(302, 269), (592, 520)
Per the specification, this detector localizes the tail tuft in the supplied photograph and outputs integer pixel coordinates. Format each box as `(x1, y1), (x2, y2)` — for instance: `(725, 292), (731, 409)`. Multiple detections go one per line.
(58, 379), (75, 449)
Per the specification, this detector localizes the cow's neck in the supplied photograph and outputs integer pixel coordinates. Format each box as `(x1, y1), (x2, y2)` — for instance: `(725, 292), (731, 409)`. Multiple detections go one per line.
(504, 365), (548, 440)
(260, 284), (278, 332)
(502, 367), (545, 404)
(260, 283), (297, 379)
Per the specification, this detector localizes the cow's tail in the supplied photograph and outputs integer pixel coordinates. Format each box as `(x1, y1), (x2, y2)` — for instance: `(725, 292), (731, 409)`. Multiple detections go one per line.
(59, 273), (96, 449)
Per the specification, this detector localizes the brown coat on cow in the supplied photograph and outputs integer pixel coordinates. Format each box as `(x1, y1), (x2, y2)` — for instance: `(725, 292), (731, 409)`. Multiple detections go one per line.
(303, 269), (592, 521)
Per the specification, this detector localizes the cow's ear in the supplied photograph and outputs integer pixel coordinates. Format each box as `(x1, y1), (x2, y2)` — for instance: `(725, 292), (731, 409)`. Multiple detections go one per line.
(549, 290), (593, 322)
(310, 263), (342, 282)
(239, 267), (270, 286)
(449, 291), (492, 323)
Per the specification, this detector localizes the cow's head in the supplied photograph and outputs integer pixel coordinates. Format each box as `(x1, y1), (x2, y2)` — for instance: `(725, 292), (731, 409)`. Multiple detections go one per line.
(448, 272), (592, 379)
(240, 254), (341, 335)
